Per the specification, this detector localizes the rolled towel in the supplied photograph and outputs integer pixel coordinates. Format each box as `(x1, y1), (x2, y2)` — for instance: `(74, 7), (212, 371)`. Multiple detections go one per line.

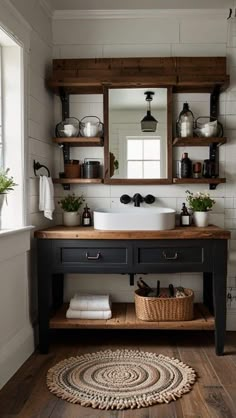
(69, 293), (111, 311)
(66, 309), (112, 320)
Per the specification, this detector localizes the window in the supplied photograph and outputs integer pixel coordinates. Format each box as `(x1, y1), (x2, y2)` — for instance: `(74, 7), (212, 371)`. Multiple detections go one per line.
(126, 136), (161, 179)
(0, 46), (2, 167)
(0, 27), (24, 229)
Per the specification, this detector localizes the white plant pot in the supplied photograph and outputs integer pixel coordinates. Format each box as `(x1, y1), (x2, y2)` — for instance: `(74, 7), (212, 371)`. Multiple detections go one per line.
(0, 194), (6, 229)
(193, 211), (209, 228)
(0, 194), (5, 211)
(63, 211), (80, 227)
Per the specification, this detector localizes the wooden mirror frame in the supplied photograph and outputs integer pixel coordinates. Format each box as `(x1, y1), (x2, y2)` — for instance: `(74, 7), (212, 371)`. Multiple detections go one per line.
(103, 85), (173, 185)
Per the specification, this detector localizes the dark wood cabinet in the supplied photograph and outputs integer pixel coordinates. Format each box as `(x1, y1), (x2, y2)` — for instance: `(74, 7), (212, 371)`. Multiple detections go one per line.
(35, 227), (229, 356)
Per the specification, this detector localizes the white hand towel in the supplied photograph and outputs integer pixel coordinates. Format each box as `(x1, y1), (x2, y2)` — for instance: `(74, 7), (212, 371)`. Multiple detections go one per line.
(69, 294), (111, 311)
(39, 175), (55, 220)
(66, 309), (112, 319)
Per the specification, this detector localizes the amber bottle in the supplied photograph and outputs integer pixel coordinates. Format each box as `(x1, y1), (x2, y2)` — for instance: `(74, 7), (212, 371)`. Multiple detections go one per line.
(180, 203), (191, 226)
(82, 204), (92, 226)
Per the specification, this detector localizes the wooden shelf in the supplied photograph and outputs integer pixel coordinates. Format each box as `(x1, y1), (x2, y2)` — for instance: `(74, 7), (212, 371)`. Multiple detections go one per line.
(53, 137), (103, 146)
(50, 303), (215, 330)
(48, 57), (229, 95)
(173, 177), (226, 185)
(53, 178), (103, 184)
(173, 137), (227, 147)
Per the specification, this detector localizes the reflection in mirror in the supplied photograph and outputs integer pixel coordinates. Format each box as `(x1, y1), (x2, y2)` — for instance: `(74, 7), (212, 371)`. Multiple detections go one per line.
(108, 88), (168, 180)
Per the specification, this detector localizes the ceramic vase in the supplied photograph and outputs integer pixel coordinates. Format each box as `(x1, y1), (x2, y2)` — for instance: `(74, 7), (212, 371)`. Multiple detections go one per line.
(193, 211), (209, 228)
(63, 211), (80, 227)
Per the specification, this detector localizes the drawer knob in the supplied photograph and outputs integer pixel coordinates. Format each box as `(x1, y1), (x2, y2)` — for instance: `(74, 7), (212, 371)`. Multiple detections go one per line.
(85, 252), (101, 260)
(162, 251), (178, 260)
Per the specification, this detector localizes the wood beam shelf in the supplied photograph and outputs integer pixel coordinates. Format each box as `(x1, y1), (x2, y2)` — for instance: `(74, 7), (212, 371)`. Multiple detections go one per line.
(53, 137), (104, 146)
(173, 137), (227, 147)
(50, 303), (215, 330)
(48, 57), (229, 95)
(173, 177), (226, 185)
(53, 178), (103, 185)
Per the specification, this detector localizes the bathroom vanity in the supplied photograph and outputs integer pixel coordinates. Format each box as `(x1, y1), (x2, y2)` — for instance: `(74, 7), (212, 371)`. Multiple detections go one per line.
(35, 225), (230, 355)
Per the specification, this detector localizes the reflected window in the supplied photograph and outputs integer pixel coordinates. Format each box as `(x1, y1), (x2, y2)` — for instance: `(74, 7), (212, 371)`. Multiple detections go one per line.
(126, 136), (160, 179)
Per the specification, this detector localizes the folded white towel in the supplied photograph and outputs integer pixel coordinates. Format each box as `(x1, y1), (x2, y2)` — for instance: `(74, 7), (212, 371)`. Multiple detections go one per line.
(69, 294), (111, 311)
(66, 309), (112, 319)
(39, 175), (55, 220)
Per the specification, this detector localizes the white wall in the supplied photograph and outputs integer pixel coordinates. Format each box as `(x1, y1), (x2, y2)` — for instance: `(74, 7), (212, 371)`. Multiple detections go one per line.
(52, 10), (236, 330)
(0, 0), (53, 388)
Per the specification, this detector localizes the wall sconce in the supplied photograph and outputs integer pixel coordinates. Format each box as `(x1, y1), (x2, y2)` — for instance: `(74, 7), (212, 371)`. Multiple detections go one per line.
(141, 91), (158, 132)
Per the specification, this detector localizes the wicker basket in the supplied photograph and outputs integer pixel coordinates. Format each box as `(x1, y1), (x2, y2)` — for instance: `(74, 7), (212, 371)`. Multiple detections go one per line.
(134, 288), (194, 321)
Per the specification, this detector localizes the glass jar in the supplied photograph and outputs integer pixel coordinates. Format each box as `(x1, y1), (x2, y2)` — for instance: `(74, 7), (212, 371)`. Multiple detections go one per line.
(202, 159), (219, 178)
(176, 102), (194, 138)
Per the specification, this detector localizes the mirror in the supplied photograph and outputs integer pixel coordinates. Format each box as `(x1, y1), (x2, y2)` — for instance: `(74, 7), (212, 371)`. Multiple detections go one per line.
(104, 87), (172, 184)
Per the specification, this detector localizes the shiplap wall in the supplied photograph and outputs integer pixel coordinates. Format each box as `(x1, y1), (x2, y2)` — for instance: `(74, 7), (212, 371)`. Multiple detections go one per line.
(0, 0), (53, 388)
(52, 10), (236, 329)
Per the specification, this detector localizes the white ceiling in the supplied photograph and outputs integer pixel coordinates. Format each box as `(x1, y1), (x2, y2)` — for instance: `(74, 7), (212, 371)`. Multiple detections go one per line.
(49, 0), (232, 11)
(109, 88), (167, 111)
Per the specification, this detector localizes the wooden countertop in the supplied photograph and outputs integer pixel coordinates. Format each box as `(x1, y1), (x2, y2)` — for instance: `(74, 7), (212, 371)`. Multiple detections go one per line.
(34, 225), (230, 240)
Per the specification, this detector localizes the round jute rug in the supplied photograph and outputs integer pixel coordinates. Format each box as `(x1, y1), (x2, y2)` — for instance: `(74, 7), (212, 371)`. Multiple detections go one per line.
(47, 349), (196, 410)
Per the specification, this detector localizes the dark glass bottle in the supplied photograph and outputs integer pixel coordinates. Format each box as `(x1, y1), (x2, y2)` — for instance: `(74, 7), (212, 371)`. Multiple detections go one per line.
(180, 203), (191, 226)
(82, 204), (92, 226)
(176, 102), (194, 137)
(181, 152), (192, 178)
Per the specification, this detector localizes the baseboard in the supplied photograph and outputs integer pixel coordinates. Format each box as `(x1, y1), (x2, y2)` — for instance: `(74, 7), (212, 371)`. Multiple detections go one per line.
(0, 324), (35, 389)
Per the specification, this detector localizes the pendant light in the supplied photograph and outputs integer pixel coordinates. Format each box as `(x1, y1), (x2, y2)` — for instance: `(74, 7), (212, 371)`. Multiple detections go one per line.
(141, 91), (158, 132)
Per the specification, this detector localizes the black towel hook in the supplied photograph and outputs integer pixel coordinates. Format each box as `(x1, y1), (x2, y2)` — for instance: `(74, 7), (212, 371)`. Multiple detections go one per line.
(33, 160), (50, 177)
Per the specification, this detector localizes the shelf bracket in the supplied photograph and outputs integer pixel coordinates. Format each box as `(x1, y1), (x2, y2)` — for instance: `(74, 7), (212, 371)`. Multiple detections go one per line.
(210, 85), (220, 119)
(209, 143), (219, 190)
(209, 86), (220, 190)
(59, 88), (69, 120)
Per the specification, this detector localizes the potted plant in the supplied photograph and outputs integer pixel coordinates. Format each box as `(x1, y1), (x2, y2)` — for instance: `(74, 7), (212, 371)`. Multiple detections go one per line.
(0, 168), (17, 211)
(185, 190), (215, 227)
(109, 152), (119, 177)
(58, 193), (84, 226)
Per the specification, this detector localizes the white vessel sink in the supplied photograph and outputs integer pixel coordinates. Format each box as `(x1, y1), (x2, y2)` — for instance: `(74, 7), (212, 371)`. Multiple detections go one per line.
(93, 207), (176, 231)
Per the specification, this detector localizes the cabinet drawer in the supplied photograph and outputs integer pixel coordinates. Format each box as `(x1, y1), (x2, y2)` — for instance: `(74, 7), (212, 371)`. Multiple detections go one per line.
(61, 247), (126, 264)
(134, 240), (212, 272)
(138, 246), (203, 264)
(53, 240), (132, 272)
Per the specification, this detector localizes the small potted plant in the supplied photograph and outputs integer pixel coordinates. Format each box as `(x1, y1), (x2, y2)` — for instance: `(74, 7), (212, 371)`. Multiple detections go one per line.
(58, 193), (84, 226)
(0, 168), (17, 212)
(185, 190), (215, 227)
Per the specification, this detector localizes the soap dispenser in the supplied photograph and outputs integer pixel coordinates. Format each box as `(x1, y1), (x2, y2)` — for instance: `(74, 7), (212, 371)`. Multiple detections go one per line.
(82, 204), (92, 226)
(180, 203), (191, 226)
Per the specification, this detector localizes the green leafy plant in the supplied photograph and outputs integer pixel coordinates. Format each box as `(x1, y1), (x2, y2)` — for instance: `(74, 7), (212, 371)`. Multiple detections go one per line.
(186, 190), (215, 212)
(58, 193), (84, 212)
(114, 159), (119, 170)
(0, 168), (17, 194)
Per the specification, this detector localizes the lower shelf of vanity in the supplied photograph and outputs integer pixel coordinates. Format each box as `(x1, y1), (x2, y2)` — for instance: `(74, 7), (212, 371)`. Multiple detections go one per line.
(50, 303), (214, 330)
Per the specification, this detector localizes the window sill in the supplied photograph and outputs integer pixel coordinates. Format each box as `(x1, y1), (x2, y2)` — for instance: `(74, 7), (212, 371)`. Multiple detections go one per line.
(0, 225), (34, 238)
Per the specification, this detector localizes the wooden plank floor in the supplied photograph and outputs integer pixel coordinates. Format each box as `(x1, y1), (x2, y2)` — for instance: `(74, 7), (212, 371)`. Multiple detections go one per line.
(0, 330), (236, 418)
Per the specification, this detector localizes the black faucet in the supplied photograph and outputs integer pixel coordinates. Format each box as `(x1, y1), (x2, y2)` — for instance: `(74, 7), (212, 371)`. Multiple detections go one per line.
(132, 193), (143, 207)
(120, 194), (155, 207)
